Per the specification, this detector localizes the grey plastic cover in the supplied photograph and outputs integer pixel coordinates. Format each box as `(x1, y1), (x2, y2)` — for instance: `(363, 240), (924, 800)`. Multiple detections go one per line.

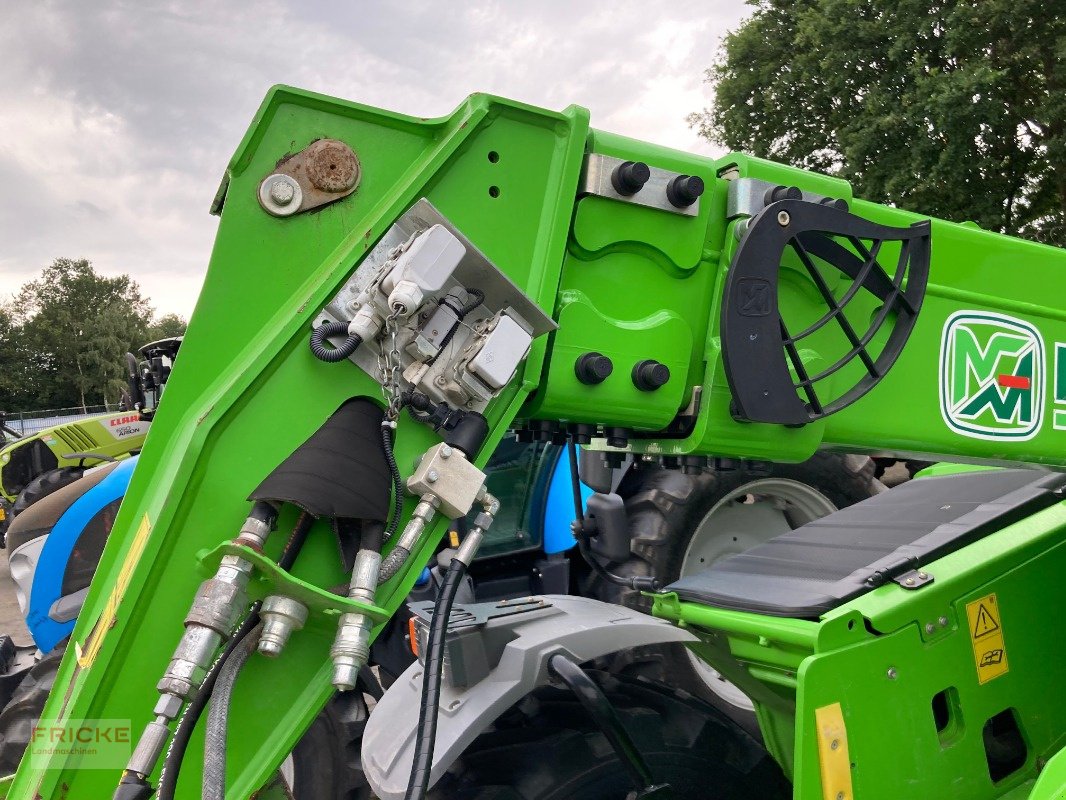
(360, 594), (698, 800)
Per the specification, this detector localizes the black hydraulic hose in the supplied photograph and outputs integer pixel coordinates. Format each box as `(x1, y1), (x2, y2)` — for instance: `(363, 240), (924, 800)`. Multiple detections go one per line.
(156, 509), (313, 800)
(156, 603), (262, 800)
(566, 441), (660, 592)
(548, 654), (657, 792)
(310, 321), (362, 362)
(203, 623), (261, 800)
(403, 558), (466, 800)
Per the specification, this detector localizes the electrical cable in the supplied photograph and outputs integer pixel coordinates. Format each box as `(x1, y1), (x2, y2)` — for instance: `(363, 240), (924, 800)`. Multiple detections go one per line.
(566, 441), (659, 592)
(403, 558), (466, 800)
(382, 424), (404, 539)
(310, 321), (363, 362)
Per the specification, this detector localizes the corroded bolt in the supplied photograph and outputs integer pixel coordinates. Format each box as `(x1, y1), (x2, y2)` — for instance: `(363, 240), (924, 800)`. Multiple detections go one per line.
(270, 179), (296, 206)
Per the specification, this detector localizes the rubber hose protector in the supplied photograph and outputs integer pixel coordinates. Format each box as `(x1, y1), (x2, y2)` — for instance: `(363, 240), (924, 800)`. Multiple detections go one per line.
(310, 321), (363, 362)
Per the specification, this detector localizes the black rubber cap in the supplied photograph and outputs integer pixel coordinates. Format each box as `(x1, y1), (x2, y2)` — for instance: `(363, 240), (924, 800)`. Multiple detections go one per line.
(820, 196), (850, 212)
(632, 360), (670, 391)
(666, 175), (705, 208)
(611, 161), (651, 196)
(605, 427), (630, 448)
(765, 185), (802, 204)
(446, 411), (489, 456)
(575, 352), (614, 385)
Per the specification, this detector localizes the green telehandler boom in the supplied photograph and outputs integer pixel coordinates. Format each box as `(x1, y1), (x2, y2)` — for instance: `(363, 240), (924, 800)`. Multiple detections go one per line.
(4, 86), (1064, 800)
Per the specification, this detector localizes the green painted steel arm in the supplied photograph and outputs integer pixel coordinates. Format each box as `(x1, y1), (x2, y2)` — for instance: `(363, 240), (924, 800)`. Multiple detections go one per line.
(10, 85), (1066, 799)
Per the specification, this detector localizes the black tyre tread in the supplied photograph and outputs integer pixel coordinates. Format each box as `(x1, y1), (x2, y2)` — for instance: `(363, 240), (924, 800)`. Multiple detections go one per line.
(429, 671), (790, 800)
(288, 688), (372, 800)
(589, 454), (882, 730)
(597, 452), (882, 613)
(11, 468), (84, 517)
(0, 648), (62, 776)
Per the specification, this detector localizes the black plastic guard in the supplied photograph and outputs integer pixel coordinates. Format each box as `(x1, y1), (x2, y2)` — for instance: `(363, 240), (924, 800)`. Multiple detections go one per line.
(249, 398), (390, 521)
(722, 199), (930, 425)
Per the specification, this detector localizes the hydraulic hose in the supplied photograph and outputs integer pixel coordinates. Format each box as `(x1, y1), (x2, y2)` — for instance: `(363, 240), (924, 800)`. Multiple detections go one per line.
(156, 603), (262, 800)
(309, 321), (362, 362)
(156, 510), (314, 800)
(203, 624), (261, 800)
(403, 557), (466, 800)
(567, 441), (659, 592)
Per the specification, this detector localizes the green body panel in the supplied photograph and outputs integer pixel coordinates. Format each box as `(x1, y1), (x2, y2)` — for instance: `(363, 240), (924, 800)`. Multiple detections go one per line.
(653, 503), (1066, 799)
(8, 86), (1065, 800)
(0, 412), (147, 502)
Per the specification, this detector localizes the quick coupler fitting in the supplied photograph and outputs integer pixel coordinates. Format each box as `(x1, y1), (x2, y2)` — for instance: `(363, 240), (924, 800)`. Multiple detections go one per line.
(258, 595), (308, 657)
(157, 546), (260, 695)
(377, 494), (439, 583)
(331, 548), (382, 691)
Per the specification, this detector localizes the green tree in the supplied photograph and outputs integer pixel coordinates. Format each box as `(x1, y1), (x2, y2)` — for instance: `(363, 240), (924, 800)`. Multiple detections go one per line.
(14, 259), (154, 410)
(146, 313), (188, 341)
(693, 0), (1066, 244)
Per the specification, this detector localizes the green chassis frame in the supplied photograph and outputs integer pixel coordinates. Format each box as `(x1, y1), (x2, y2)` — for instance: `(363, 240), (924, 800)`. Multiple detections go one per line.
(5, 87), (1066, 799)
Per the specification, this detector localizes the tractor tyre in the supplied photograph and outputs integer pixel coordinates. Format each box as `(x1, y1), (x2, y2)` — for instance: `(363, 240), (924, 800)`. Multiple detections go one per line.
(0, 646), (372, 798)
(282, 687), (372, 799)
(429, 671), (791, 800)
(11, 468), (85, 519)
(0, 648), (61, 776)
(591, 452), (883, 733)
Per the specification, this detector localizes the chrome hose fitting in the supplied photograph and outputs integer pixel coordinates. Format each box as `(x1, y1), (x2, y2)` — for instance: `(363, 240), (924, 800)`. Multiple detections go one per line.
(331, 549), (383, 691)
(258, 595), (309, 657)
(377, 494), (440, 583)
(123, 505), (275, 782)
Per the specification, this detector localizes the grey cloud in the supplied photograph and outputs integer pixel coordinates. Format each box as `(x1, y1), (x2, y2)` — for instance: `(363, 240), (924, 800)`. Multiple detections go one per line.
(0, 0), (747, 316)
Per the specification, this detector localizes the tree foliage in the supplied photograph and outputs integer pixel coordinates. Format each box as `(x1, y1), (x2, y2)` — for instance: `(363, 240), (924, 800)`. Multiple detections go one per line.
(693, 0), (1066, 244)
(0, 259), (188, 412)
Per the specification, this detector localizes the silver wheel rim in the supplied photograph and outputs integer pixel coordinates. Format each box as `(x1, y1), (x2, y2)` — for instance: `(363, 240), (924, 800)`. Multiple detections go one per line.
(680, 478), (838, 711)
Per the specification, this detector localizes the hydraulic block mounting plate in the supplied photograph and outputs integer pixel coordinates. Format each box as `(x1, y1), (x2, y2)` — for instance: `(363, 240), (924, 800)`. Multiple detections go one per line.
(316, 199), (556, 413)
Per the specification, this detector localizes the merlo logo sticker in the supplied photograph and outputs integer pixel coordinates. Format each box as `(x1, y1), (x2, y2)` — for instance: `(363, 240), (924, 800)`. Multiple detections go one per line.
(939, 311), (1045, 440)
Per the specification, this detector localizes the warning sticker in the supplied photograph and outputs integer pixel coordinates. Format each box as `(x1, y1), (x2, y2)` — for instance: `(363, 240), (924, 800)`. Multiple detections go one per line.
(966, 593), (1009, 684)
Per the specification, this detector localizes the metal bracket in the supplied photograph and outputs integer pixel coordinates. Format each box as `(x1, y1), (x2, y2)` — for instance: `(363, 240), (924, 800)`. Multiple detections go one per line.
(408, 596), (550, 630)
(893, 569), (934, 590)
(581, 153), (701, 217)
(726, 177), (846, 220)
(258, 138), (361, 217)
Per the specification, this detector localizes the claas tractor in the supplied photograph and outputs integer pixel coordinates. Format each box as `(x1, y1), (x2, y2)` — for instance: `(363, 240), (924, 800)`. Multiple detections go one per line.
(0, 337), (180, 544)
(2, 87), (1064, 800)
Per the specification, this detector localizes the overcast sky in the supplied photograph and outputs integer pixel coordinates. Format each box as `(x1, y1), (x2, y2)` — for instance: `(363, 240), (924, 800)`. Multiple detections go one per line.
(0, 1), (749, 320)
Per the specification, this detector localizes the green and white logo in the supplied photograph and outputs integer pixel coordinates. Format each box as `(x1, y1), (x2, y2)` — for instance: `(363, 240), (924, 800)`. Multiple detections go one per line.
(940, 311), (1045, 440)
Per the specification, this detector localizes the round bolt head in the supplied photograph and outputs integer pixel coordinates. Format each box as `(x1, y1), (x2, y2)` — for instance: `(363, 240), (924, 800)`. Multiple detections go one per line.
(440, 445), (453, 458)
(887, 667), (898, 679)
(925, 623), (936, 634)
(258, 173), (303, 217)
(269, 179), (295, 206)
(777, 210), (791, 226)
(938, 616), (949, 627)
(427, 470), (439, 483)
